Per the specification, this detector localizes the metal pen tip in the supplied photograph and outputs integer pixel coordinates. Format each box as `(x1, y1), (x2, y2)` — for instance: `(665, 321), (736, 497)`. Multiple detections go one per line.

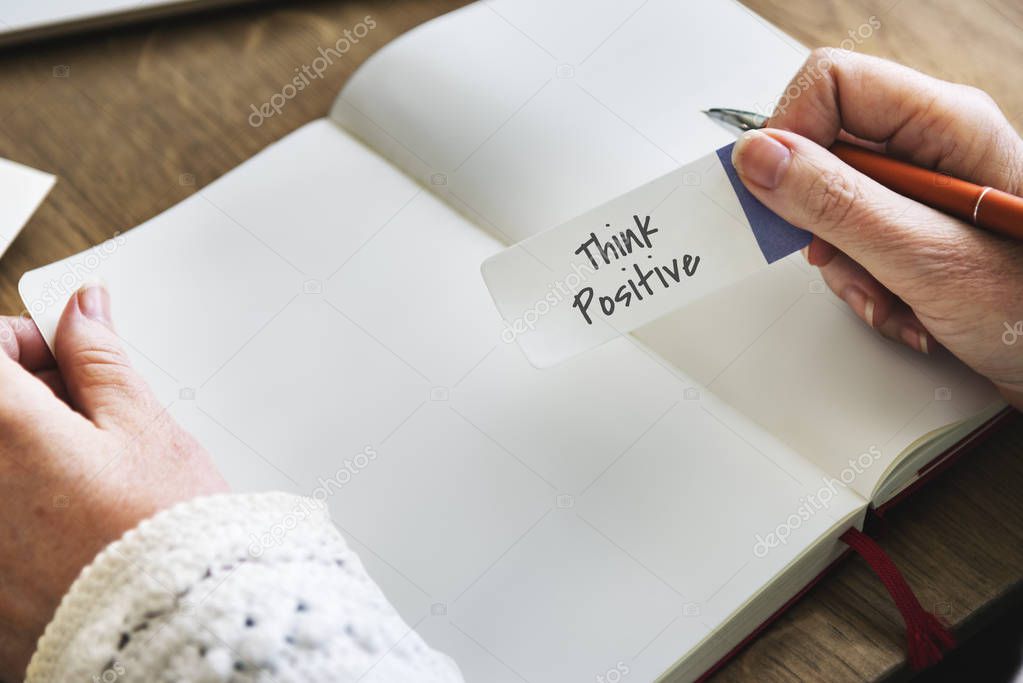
(702, 108), (768, 134)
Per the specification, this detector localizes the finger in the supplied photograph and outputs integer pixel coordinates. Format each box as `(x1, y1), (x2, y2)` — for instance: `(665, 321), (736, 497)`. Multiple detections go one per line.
(805, 236), (838, 267)
(0, 317), (64, 426)
(0, 352), (67, 429)
(34, 369), (70, 403)
(815, 249), (932, 353)
(0, 317), (72, 403)
(731, 128), (1007, 307)
(836, 129), (885, 153)
(768, 48), (1023, 192)
(0, 315), (55, 371)
(52, 283), (160, 432)
(876, 301), (932, 355)
(815, 249), (895, 330)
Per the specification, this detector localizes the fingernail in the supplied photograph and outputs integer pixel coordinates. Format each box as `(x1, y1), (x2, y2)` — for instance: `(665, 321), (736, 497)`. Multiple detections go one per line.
(77, 279), (111, 323)
(841, 286), (875, 328)
(800, 245), (809, 262)
(900, 325), (929, 354)
(732, 130), (792, 190)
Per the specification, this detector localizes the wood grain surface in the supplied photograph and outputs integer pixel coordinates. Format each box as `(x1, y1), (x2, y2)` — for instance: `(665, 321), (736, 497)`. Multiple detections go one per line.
(0, 1), (1019, 681)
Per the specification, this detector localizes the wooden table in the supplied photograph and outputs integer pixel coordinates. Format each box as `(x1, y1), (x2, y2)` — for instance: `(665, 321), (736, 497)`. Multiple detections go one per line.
(0, 0), (1019, 680)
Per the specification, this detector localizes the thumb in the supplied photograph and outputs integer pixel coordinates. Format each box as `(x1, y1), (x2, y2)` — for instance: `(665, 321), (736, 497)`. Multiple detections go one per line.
(54, 282), (158, 432)
(731, 128), (984, 301)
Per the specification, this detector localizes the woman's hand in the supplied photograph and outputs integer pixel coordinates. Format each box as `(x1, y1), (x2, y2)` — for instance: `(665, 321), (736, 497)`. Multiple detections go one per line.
(732, 48), (1023, 409)
(0, 283), (228, 678)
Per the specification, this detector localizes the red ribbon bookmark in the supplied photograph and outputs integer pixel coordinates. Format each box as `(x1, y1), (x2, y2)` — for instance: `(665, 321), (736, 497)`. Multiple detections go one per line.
(840, 527), (955, 670)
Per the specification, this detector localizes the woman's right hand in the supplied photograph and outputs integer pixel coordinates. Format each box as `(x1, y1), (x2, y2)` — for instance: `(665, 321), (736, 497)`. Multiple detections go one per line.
(731, 49), (1023, 408)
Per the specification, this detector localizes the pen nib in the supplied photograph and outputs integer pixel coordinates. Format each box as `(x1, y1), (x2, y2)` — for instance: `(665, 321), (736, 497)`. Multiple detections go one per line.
(702, 108), (768, 133)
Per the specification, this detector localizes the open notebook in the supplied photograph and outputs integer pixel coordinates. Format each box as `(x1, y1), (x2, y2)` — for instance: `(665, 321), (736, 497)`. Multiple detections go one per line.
(19, 2), (1006, 681)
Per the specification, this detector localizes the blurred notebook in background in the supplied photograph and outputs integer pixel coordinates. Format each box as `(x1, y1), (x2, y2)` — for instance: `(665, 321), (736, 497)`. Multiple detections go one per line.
(19, 2), (1006, 681)
(0, 0), (259, 46)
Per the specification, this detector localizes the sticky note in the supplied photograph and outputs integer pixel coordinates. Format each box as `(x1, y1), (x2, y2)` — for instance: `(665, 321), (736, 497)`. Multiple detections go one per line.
(716, 143), (811, 263)
(481, 145), (808, 367)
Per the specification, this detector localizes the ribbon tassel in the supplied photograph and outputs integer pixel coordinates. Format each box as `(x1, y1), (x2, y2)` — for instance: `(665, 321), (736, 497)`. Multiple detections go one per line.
(840, 527), (955, 670)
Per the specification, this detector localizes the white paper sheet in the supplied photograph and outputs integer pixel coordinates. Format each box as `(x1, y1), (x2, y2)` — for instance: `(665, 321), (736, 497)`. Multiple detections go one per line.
(0, 157), (55, 258)
(332, 0), (808, 240)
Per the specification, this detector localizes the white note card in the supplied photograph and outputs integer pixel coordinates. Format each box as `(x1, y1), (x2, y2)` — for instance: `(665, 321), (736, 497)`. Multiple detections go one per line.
(481, 151), (770, 368)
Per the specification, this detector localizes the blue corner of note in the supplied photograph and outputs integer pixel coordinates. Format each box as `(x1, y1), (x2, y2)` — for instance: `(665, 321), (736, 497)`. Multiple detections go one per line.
(716, 143), (811, 264)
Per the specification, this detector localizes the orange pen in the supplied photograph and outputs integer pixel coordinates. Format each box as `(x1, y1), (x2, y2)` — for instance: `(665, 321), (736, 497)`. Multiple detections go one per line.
(705, 108), (1023, 241)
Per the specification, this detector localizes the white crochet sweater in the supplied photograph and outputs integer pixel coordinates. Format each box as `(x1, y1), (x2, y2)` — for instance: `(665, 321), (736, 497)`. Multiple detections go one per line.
(26, 493), (464, 683)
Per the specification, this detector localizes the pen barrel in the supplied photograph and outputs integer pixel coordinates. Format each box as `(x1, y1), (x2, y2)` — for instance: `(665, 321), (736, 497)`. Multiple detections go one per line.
(975, 188), (1023, 241)
(829, 142), (986, 224)
(830, 141), (1023, 241)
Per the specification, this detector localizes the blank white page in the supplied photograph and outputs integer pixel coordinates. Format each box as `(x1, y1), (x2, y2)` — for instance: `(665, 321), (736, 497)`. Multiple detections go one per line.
(331, 0), (807, 242)
(20, 120), (863, 682)
(635, 257), (1002, 500)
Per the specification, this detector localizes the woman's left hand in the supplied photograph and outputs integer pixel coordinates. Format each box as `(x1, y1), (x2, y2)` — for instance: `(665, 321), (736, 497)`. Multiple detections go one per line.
(0, 282), (228, 679)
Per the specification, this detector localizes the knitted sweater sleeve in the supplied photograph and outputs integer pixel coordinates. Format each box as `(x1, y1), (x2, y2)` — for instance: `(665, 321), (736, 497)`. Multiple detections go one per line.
(26, 492), (464, 683)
